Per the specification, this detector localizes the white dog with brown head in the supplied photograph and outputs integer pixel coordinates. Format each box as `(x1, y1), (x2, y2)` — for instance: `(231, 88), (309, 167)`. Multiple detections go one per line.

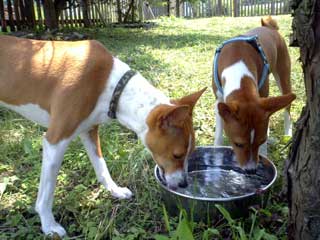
(0, 35), (206, 237)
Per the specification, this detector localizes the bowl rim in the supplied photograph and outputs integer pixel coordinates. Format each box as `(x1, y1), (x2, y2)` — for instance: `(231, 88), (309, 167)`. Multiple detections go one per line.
(154, 146), (277, 202)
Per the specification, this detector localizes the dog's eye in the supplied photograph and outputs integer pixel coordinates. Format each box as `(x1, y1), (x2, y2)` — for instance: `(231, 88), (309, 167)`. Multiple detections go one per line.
(260, 138), (267, 145)
(234, 142), (245, 148)
(173, 153), (184, 159)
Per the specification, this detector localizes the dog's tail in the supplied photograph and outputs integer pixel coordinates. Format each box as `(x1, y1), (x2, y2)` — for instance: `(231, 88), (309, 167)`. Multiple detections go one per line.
(261, 16), (279, 30)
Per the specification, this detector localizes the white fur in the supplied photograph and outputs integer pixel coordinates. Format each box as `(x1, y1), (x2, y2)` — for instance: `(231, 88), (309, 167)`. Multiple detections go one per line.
(221, 60), (255, 101)
(165, 170), (185, 188)
(0, 102), (50, 127)
(273, 72), (292, 136)
(80, 132), (132, 199)
(250, 130), (255, 144)
(214, 100), (224, 146)
(115, 63), (171, 143)
(35, 138), (71, 237)
(244, 130), (257, 171)
(183, 134), (193, 173)
(284, 111), (292, 136)
(242, 159), (257, 171)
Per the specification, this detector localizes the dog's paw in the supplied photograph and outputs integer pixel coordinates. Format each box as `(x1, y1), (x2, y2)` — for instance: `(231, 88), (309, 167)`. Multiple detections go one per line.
(110, 186), (133, 199)
(42, 221), (66, 238)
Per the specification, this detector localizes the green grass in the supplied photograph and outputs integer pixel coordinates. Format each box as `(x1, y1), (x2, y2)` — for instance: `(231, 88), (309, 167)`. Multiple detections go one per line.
(0, 15), (304, 239)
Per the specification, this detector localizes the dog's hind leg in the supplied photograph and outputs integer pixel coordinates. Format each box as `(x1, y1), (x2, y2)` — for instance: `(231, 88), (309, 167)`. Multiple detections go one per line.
(273, 70), (292, 136)
(35, 137), (71, 237)
(273, 43), (293, 136)
(80, 126), (132, 199)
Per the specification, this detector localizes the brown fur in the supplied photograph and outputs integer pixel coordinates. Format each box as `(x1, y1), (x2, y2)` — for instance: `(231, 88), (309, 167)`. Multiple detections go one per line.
(88, 125), (103, 157)
(146, 88), (206, 174)
(261, 16), (279, 30)
(0, 35), (113, 144)
(212, 17), (296, 166)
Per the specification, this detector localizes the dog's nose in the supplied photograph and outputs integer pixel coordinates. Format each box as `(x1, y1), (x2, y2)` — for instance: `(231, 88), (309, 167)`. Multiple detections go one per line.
(245, 168), (257, 174)
(178, 179), (188, 188)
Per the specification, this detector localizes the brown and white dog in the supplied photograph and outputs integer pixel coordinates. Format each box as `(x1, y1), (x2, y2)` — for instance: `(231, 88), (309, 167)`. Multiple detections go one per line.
(213, 16), (296, 170)
(0, 35), (205, 236)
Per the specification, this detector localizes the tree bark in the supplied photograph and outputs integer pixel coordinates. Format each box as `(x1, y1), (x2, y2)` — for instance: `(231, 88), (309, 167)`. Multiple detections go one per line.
(286, 0), (320, 239)
(43, 0), (59, 29)
(176, 0), (180, 17)
(116, 0), (123, 23)
(24, 0), (36, 27)
(82, 0), (91, 27)
(54, 0), (67, 20)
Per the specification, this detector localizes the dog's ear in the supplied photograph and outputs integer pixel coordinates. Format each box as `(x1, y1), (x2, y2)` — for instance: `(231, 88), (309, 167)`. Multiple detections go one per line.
(260, 93), (296, 117)
(171, 87), (207, 115)
(217, 102), (239, 122)
(157, 105), (190, 129)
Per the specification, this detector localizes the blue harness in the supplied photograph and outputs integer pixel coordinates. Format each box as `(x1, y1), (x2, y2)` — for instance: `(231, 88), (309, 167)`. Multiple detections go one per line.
(213, 35), (270, 96)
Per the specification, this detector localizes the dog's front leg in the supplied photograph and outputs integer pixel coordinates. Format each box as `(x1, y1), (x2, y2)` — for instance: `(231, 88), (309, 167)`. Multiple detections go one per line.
(214, 101), (224, 146)
(35, 137), (70, 237)
(80, 126), (132, 199)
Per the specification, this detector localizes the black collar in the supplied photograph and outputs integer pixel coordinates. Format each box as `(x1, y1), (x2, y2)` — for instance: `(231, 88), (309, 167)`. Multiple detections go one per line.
(108, 70), (137, 119)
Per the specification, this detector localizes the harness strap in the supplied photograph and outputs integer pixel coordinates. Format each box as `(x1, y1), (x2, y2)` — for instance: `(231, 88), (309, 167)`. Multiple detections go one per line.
(213, 35), (270, 96)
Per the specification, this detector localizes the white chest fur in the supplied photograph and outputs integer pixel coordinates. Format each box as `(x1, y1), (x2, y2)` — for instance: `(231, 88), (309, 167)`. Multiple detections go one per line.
(221, 60), (255, 101)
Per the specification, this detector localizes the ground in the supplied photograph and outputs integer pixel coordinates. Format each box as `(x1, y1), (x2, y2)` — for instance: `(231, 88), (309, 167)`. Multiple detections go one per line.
(0, 15), (304, 239)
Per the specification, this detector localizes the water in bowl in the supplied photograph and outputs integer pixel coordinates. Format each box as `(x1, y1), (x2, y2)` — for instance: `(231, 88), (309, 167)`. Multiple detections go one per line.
(175, 165), (270, 199)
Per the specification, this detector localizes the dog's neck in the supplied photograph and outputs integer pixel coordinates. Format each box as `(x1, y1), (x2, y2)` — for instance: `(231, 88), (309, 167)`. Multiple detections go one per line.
(106, 58), (170, 142)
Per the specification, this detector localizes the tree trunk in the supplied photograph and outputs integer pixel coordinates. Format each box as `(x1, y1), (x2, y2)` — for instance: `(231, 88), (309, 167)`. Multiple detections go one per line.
(217, 0), (222, 15)
(176, 0), (180, 17)
(286, 0), (320, 239)
(43, 0), (59, 30)
(116, 0), (123, 23)
(24, 0), (36, 28)
(137, 0), (144, 22)
(131, 0), (135, 22)
(81, 0), (91, 27)
(123, 0), (135, 23)
(54, 0), (67, 20)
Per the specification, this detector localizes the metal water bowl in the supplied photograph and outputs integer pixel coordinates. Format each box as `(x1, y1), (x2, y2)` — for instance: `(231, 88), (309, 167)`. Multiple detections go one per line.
(154, 146), (277, 220)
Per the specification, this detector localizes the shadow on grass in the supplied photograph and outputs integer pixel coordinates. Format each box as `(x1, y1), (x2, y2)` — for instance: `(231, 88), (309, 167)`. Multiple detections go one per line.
(96, 29), (226, 52)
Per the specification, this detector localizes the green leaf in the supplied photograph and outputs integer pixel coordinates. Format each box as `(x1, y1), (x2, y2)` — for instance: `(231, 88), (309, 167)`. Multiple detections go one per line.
(88, 226), (98, 239)
(259, 208), (272, 217)
(236, 225), (247, 240)
(253, 227), (265, 240)
(215, 204), (234, 225)
(175, 218), (194, 240)
(202, 228), (219, 240)
(22, 139), (33, 155)
(162, 204), (171, 233)
(262, 232), (278, 240)
(154, 234), (171, 240)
